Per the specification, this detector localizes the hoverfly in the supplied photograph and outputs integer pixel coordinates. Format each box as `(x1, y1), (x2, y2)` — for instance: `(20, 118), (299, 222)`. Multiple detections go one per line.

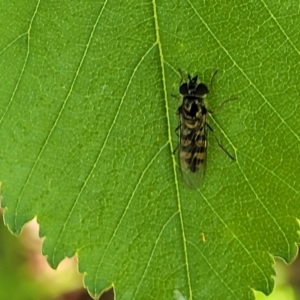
(175, 71), (235, 189)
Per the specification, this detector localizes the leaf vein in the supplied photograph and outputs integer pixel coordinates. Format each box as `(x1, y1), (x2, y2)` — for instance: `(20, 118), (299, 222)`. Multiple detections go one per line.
(132, 211), (179, 299)
(93, 142), (169, 295)
(187, 240), (240, 300)
(188, 0), (300, 142)
(198, 189), (271, 291)
(51, 42), (157, 263)
(152, 0), (193, 298)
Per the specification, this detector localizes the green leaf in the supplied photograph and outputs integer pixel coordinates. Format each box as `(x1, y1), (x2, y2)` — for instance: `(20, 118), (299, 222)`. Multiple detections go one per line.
(1, 1), (299, 299)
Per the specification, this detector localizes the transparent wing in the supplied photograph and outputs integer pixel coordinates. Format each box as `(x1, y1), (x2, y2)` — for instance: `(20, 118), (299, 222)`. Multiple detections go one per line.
(179, 151), (207, 189)
(178, 126), (208, 189)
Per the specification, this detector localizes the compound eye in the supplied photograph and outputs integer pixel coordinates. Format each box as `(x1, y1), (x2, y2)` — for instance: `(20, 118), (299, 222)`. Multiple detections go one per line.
(195, 83), (209, 96)
(179, 83), (189, 95)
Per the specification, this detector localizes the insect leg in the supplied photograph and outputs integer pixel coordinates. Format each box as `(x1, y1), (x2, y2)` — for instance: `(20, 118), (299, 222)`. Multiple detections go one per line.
(173, 122), (182, 154)
(178, 68), (184, 86)
(171, 94), (180, 100)
(212, 96), (239, 114)
(209, 70), (218, 91)
(208, 70), (238, 112)
(172, 144), (179, 155)
(207, 123), (235, 160)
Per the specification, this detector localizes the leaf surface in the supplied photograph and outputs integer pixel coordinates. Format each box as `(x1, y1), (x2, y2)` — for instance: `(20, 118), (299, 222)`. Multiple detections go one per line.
(1, 1), (299, 299)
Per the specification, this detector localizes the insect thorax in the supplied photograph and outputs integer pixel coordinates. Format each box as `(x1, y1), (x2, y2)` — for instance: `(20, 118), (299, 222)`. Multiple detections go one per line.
(180, 96), (206, 119)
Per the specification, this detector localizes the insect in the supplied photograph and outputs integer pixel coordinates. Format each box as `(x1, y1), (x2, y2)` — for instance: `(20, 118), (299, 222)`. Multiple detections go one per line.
(175, 71), (234, 189)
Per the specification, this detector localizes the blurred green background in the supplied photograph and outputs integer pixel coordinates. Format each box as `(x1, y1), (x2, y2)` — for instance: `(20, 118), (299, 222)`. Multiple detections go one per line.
(0, 210), (111, 300)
